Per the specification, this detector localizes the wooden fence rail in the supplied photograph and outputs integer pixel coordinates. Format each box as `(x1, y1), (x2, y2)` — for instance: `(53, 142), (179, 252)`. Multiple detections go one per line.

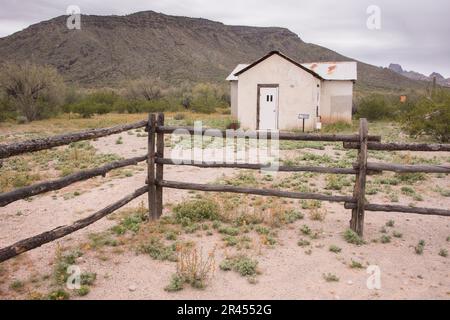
(344, 141), (450, 152)
(0, 120), (148, 159)
(0, 186), (147, 263)
(147, 113), (450, 238)
(0, 113), (449, 264)
(158, 126), (382, 142)
(0, 120), (150, 263)
(0, 155), (147, 207)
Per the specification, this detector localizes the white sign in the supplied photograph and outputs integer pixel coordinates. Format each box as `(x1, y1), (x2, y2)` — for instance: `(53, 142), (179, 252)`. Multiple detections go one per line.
(298, 114), (310, 120)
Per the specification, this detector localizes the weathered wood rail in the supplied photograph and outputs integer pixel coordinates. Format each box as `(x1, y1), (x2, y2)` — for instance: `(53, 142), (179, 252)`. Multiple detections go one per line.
(0, 113), (449, 263)
(0, 120), (148, 159)
(146, 113), (450, 239)
(0, 120), (149, 263)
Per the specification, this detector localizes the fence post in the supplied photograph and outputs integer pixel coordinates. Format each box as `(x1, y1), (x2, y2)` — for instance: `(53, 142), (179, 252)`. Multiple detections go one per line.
(147, 114), (157, 220)
(155, 113), (165, 218)
(350, 118), (368, 236)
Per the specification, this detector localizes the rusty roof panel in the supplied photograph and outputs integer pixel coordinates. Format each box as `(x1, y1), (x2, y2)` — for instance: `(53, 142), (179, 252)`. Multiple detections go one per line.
(302, 62), (357, 80)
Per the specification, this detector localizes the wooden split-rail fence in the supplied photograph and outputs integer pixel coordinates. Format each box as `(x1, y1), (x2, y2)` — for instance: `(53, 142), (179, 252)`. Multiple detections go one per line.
(0, 113), (449, 263)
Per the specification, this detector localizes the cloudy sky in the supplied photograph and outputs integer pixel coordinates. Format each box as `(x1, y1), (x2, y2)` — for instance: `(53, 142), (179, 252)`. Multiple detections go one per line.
(1, 0), (449, 77)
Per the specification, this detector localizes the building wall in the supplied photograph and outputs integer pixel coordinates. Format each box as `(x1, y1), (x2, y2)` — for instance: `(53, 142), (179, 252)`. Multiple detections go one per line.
(319, 81), (354, 123)
(230, 81), (238, 118)
(237, 54), (321, 131)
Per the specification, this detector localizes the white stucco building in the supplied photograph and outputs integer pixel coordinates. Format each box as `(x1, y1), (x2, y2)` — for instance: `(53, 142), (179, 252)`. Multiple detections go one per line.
(226, 51), (357, 131)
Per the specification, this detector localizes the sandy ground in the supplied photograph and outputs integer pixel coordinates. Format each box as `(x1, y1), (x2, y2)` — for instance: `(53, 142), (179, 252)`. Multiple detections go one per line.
(0, 130), (449, 300)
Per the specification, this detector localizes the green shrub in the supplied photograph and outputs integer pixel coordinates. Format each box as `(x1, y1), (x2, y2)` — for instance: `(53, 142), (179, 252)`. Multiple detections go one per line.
(0, 62), (65, 121)
(323, 273), (339, 282)
(356, 94), (397, 120)
(164, 274), (185, 292)
(76, 285), (90, 296)
(415, 240), (426, 255)
(401, 90), (450, 142)
(220, 255), (258, 277)
(380, 235), (392, 244)
(282, 209), (304, 224)
(350, 260), (364, 269)
(439, 249), (448, 258)
(218, 225), (240, 236)
(329, 245), (342, 253)
(322, 121), (353, 133)
(297, 239), (311, 247)
(48, 289), (70, 300)
(173, 199), (219, 223)
(343, 229), (365, 245)
(140, 237), (177, 262)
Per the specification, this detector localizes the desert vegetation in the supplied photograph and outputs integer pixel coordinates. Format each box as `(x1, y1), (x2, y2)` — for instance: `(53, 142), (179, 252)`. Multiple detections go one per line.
(0, 62), (230, 123)
(1, 61), (450, 143)
(0, 114), (448, 299)
(0, 62), (449, 300)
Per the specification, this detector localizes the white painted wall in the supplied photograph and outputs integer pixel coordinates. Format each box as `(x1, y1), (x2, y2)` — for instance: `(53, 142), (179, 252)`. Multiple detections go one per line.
(237, 54), (321, 131)
(319, 81), (354, 123)
(230, 81), (238, 118)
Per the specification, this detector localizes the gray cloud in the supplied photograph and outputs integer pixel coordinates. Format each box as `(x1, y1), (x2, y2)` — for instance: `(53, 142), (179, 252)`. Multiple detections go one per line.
(0, 0), (449, 77)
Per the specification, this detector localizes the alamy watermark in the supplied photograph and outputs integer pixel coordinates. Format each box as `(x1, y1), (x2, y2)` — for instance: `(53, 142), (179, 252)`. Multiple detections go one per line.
(66, 5), (81, 30)
(366, 265), (382, 290)
(366, 5), (382, 30)
(170, 121), (280, 175)
(66, 265), (82, 289)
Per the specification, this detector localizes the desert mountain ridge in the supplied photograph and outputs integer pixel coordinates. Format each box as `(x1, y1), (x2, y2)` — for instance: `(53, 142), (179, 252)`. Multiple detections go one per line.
(388, 63), (450, 87)
(0, 10), (429, 92)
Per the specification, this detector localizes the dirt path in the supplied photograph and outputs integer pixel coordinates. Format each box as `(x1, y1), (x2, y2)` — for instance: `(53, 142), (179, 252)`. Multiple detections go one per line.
(0, 131), (449, 300)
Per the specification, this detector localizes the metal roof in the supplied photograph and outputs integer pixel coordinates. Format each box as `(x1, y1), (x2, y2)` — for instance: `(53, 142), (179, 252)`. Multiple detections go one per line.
(301, 61), (357, 81)
(226, 64), (249, 81)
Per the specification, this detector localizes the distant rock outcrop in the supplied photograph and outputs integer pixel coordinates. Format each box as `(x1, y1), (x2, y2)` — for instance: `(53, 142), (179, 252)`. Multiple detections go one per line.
(389, 63), (450, 87)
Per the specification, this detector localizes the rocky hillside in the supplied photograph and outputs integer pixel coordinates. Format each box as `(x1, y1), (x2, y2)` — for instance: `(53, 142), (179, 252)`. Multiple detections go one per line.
(0, 11), (426, 91)
(389, 63), (450, 87)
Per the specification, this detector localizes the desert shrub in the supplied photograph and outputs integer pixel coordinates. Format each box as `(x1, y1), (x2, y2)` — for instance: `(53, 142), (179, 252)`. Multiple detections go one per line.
(343, 229), (365, 245)
(220, 255), (258, 277)
(167, 245), (215, 291)
(415, 240), (426, 255)
(0, 94), (15, 121)
(165, 274), (185, 292)
(322, 121), (353, 133)
(356, 94), (396, 120)
(112, 97), (182, 114)
(0, 62), (65, 121)
(350, 260), (364, 269)
(124, 77), (166, 101)
(173, 199), (219, 223)
(140, 237), (177, 262)
(64, 90), (120, 117)
(68, 101), (108, 118)
(329, 245), (342, 253)
(190, 83), (229, 114)
(48, 289), (70, 300)
(323, 273), (339, 282)
(401, 90), (450, 142)
(53, 249), (83, 285)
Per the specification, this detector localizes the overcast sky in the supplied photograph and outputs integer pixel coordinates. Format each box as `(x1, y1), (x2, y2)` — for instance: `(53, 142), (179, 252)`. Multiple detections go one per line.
(1, 0), (449, 77)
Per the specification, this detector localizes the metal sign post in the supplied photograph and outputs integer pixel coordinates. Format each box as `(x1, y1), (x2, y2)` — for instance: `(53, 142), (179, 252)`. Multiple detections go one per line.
(298, 114), (310, 133)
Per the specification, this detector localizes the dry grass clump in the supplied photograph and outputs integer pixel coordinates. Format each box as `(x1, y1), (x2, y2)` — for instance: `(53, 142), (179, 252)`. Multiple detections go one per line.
(165, 244), (216, 292)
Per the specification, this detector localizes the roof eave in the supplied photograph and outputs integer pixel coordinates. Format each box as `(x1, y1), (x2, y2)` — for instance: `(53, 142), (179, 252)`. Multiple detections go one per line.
(234, 51), (324, 80)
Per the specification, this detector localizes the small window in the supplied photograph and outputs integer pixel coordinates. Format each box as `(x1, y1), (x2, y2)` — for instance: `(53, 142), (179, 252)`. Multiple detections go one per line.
(266, 95), (270, 102)
(270, 95), (273, 102)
